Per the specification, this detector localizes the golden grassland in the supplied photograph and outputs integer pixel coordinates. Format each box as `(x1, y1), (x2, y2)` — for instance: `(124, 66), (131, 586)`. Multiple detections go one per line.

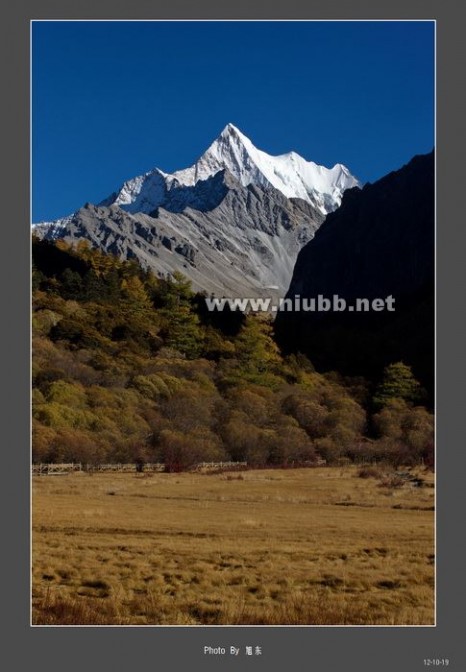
(32, 466), (435, 625)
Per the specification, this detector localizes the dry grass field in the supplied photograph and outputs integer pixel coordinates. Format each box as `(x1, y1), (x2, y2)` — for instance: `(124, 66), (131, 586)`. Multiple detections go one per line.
(32, 466), (435, 625)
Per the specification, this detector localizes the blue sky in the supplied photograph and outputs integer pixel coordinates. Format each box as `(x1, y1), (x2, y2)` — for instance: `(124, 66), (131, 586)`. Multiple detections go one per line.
(32, 21), (434, 222)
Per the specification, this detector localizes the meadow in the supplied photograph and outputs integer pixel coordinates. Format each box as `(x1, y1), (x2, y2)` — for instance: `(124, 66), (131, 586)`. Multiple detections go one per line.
(32, 466), (434, 626)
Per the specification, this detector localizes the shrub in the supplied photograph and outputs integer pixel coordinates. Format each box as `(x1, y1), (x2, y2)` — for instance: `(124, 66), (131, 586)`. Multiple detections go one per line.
(373, 400), (434, 465)
(156, 427), (227, 472)
(32, 421), (57, 462)
(357, 466), (381, 479)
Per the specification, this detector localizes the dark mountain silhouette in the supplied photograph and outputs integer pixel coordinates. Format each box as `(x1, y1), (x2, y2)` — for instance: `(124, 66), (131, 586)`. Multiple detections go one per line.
(275, 151), (435, 400)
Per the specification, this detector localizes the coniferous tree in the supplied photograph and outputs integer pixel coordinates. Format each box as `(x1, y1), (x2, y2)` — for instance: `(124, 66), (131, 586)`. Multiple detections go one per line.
(373, 362), (424, 409)
(61, 268), (84, 299)
(232, 315), (283, 386)
(158, 273), (204, 358)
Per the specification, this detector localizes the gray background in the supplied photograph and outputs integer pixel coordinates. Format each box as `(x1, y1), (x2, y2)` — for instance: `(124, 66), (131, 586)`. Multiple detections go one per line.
(3, 1), (464, 670)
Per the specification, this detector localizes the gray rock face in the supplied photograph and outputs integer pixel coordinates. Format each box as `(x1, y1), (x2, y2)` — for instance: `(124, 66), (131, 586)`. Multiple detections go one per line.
(34, 170), (324, 299)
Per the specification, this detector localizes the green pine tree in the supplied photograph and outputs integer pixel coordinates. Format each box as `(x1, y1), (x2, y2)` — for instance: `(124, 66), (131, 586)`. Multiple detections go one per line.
(227, 315), (283, 386)
(158, 273), (203, 358)
(373, 362), (424, 408)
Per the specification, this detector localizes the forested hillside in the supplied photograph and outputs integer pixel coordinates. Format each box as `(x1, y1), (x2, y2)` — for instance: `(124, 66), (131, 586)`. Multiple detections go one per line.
(32, 238), (433, 470)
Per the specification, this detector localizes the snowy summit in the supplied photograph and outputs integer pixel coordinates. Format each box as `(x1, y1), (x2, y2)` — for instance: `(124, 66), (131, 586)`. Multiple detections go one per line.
(104, 123), (359, 216)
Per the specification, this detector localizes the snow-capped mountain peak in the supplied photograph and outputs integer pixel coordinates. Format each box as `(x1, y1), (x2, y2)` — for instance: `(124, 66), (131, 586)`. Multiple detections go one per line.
(33, 124), (360, 299)
(100, 123), (359, 216)
(168, 123), (257, 188)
